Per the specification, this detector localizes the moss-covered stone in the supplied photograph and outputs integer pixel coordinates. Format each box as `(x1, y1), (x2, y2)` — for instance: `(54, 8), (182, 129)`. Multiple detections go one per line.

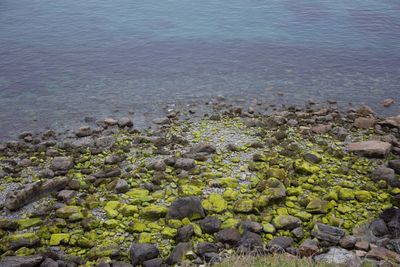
(17, 218), (43, 230)
(355, 190), (372, 202)
(272, 215), (302, 230)
(49, 233), (70, 246)
(339, 188), (355, 200)
(202, 193), (227, 213)
(233, 199), (254, 213)
(104, 201), (121, 218)
(141, 205), (168, 220)
(306, 198), (329, 214)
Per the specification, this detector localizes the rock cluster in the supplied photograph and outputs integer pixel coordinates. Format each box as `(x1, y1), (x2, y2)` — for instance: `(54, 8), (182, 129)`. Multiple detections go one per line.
(0, 102), (399, 266)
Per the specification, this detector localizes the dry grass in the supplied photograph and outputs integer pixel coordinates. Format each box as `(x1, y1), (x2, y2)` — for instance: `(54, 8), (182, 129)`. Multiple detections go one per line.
(213, 254), (336, 267)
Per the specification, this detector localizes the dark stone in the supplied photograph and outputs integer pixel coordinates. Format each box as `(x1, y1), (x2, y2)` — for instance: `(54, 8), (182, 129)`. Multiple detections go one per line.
(185, 143), (217, 158)
(203, 253), (221, 264)
(380, 208), (400, 238)
(370, 219), (389, 237)
(142, 258), (162, 267)
(146, 160), (166, 172)
(166, 197), (205, 220)
(311, 223), (345, 244)
(304, 153), (321, 164)
(111, 261), (133, 267)
(166, 242), (192, 265)
(174, 158), (196, 171)
(176, 225), (194, 242)
(129, 243), (159, 266)
(198, 216), (221, 234)
(0, 255), (44, 267)
(238, 231), (264, 251)
(268, 236), (294, 252)
(93, 168), (121, 179)
(371, 166), (399, 187)
(195, 242), (219, 256)
(104, 155), (124, 165)
(114, 179), (130, 193)
(389, 159), (400, 174)
(118, 117), (133, 128)
(215, 228), (241, 246)
(40, 258), (58, 267)
(238, 220), (263, 233)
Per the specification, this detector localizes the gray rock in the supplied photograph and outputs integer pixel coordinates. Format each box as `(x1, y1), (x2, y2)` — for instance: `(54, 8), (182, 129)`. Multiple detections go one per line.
(118, 117), (133, 128)
(75, 126), (92, 137)
(146, 160), (166, 172)
(268, 236), (294, 252)
(291, 227), (304, 239)
(95, 136), (116, 149)
(299, 239), (319, 257)
(174, 158), (196, 171)
(51, 157), (74, 172)
(353, 117), (376, 129)
(0, 255), (44, 267)
(347, 141), (391, 158)
(105, 155), (124, 165)
(56, 190), (77, 203)
(339, 235), (357, 249)
(115, 179), (130, 193)
(311, 223), (346, 244)
(215, 228), (241, 246)
(5, 177), (69, 210)
(371, 166), (399, 187)
(314, 248), (361, 267)
(166, 242), (192, 265)
(129, 243), (159, 266)
(166, 197), (205, 220)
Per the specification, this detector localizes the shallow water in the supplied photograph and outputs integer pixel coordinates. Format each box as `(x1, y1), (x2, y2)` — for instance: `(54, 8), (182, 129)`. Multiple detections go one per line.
(1, 0), (400, 139)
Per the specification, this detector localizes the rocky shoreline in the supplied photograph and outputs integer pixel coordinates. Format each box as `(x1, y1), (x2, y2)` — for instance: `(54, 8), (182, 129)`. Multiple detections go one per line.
(1, 97), (400, 266)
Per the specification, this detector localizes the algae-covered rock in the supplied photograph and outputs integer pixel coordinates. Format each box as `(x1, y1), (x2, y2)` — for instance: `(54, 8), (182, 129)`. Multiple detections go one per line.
(233, 199), (254, 213)
(202, 194), (227, 213)
(339, 188), (355, 200)
(272, 215), (302, 230)
(141, 205), (168, 220)
(49, 233), (70, 246)
(126, 188), (152, 203)
(104, 201), (121, 218)
(88, 242), (120, 260)
(355, 190), (372, 202)
(181, 185), (202, 196)
(119, 204), (139, 217)
(294, 160), (320, 175)
(223, 188), (239, 200)
(17, 218), (43, 230)
(166, 197), (205, 220)
(306, 198), (329, 214)
(56, 205), (83, 221)
(3, 233), (40, 250)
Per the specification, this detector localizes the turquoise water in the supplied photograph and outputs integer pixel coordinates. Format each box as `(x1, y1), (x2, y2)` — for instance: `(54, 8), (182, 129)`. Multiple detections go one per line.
(1, 0), (399, 138)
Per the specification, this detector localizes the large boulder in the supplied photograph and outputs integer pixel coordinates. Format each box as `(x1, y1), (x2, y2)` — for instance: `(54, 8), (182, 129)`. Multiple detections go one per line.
(129, 243), (159, 266)
(5, 177), (69, 211)
(166, 197), (205, 220)
(347, 141), (391, 158)
(311, 223), (345, 244)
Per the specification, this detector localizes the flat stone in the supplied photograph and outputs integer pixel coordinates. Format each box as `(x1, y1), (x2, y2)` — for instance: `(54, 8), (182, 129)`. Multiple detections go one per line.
(299, 239), (319, 257)
(174, 158), (196, 170)
(51, 157), (74, 172)
(272, 215), (302, 230)
(355, 241), (369, 251)
(347, 141), (392, 158)
(353, 117), (376, 129)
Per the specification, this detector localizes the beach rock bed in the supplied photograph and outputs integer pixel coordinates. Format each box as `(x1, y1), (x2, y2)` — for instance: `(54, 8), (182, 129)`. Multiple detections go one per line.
(0, 102), (400, 266)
